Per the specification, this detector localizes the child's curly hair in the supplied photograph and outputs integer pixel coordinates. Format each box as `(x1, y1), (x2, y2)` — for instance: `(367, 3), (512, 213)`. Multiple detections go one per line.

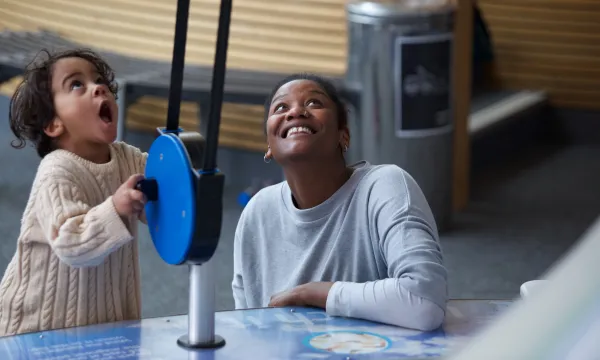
(9, 48), (119, 158)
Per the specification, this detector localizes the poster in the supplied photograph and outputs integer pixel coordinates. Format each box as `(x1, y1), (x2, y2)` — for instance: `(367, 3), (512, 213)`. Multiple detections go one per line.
(0, 300), (512, 359)
(393, 33), (454, 138)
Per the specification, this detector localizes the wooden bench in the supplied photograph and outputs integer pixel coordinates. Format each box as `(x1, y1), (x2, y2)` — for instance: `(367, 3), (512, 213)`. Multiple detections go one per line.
(0, 29), (360, 151)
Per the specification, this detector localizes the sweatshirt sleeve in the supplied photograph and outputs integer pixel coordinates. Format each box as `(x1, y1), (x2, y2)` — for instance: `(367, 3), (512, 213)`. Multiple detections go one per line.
(35, 179), (134, 268)
(231, 213), (248, 309)
(325, 167), (448, 331)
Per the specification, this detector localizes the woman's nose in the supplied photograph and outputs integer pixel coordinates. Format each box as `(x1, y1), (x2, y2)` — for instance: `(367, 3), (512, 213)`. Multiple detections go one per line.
(286, 105), (307, 120)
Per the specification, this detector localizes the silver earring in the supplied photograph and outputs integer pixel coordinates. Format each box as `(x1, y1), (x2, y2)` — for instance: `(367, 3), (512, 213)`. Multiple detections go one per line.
(343, 144), (348, 153)
(264, 153), (271, 163)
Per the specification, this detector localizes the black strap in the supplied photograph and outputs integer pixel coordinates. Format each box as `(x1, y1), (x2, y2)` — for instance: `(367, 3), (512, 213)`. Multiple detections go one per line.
(203, 0), (232, 171)
(165, 0), (232, 172)
(165, 0), (191, 132)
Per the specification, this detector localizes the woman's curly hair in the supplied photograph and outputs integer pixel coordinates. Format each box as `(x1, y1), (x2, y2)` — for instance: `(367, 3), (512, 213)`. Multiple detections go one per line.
(9, 48), (119, 158)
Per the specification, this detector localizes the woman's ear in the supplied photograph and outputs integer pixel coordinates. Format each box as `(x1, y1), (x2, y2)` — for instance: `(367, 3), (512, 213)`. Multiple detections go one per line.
(339, 127), (350, 150)
(43, 117), (65, 139)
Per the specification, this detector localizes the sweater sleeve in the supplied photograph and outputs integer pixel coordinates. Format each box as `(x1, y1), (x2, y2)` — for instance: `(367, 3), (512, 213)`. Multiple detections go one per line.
(135, 150), (148, 224)
(35, 179), (134, 268)
(325, 167), (448, 331)
(133, 148), (148, 175)
(117, 142), (149, 224)
(114, 141), (148, 175)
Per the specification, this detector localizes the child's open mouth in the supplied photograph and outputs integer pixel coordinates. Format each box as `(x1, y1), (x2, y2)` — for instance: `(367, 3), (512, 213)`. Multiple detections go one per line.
(99, 101), (113, 123)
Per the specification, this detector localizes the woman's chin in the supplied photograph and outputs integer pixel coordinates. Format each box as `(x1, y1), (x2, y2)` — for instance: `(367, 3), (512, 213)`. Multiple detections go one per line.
(279, 151), (322, 165)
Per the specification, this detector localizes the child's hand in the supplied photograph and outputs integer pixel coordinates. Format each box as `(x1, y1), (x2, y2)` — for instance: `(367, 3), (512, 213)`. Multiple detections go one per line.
(138, 209), (147, 224)
(113, 174), (147, 218)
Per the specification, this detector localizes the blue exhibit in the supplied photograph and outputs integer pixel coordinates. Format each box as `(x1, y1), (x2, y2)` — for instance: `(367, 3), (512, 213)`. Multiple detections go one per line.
(144, 131), (197, 265)
(0, 300), (512, 359)
(131, 0), (231, 348)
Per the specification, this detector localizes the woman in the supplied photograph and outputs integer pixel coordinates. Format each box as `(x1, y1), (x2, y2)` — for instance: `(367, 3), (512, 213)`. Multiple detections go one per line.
(231, 74), (447, 331)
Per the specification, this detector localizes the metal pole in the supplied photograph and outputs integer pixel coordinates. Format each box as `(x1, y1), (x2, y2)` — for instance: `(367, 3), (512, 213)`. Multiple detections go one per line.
(177, 260), (224, 349)
(116, 79), (126, 141)
(188, 350), (214, 360)
(189, 263), (214, 343)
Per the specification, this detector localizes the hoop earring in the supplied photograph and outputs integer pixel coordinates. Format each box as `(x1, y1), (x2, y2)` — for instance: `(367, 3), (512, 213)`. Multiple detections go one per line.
(264, 154), (271, 163)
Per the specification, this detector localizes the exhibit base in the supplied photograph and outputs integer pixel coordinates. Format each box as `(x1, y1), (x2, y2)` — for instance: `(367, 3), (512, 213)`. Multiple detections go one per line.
(0, 300), (511, 359)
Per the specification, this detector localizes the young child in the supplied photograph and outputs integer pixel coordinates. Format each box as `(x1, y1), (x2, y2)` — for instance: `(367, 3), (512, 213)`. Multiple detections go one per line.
(0, 48), (148, 336)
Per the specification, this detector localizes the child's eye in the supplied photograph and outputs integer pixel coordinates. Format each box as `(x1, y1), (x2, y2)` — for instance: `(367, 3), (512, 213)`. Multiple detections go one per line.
(70, 80), (83, 90)
(274, 104), (287, 112)
(307, 99), (322, 107)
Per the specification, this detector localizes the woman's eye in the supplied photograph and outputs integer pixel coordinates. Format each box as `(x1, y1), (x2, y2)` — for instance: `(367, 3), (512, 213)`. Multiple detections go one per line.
(274, 104), (286, 112)
(70, 80), (83, 90)
(307, 99), (321, 107)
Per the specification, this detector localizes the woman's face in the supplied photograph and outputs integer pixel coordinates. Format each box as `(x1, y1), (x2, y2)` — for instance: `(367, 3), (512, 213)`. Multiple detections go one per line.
(265, 79), (348, 164)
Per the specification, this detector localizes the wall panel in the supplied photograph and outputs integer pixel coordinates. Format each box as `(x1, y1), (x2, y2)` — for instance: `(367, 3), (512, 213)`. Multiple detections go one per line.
(479, 0), (600, 110)
(0, 0), (348, 151)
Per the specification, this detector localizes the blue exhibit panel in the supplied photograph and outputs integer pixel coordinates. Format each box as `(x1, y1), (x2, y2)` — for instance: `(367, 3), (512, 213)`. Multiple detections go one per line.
(0, 301), (512, 359)
(144, 134), (196, 265)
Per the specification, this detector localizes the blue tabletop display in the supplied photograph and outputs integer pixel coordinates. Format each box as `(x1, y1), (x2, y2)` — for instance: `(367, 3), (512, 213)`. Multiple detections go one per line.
(0, 300), (511, 359)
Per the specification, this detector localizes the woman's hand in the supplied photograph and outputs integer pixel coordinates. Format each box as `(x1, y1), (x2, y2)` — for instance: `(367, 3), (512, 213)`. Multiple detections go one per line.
(268, 282), (335, 309)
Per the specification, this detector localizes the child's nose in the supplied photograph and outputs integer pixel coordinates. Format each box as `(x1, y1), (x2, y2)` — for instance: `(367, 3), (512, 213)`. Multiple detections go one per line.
(93, 84), (107, 96)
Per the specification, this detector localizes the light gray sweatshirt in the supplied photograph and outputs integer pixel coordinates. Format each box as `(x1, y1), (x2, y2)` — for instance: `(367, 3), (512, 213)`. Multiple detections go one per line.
(232, 161), (448, 331)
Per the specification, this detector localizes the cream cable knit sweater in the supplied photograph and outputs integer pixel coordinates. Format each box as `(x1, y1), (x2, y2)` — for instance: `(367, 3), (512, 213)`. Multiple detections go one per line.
(0, 142), (147, 337)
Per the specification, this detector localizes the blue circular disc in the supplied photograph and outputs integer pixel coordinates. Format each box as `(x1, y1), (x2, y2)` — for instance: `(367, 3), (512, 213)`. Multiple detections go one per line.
(144, 134), (195, 265)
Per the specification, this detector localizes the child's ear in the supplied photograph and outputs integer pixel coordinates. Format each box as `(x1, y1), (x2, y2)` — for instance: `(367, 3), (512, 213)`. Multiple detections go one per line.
(43, 117), (65, 139)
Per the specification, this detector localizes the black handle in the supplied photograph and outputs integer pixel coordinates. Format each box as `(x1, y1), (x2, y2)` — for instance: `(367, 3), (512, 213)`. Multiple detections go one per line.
(136, 178), (159, 202)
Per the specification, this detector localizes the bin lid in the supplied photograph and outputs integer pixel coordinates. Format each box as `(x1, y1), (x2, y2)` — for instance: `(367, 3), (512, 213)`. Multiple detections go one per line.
(347, 0), (454, 20)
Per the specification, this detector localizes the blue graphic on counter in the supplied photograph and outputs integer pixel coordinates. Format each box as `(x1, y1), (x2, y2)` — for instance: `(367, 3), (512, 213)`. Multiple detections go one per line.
(304, 330), (392, 354)
(0, 300), (512, 359)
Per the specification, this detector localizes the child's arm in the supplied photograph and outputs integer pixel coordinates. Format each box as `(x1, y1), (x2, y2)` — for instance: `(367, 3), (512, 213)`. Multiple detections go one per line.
(114, 142), (150, 224)
(134, 149), (148, 175)
(116, 141), (148, 175)
(35, 178), (135, 268)
(128, 144), (148, 224)
(137, 149), (148, 224)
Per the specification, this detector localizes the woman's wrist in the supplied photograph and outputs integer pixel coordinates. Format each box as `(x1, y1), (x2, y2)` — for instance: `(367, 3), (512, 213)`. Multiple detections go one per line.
(300, 281), (335, 308)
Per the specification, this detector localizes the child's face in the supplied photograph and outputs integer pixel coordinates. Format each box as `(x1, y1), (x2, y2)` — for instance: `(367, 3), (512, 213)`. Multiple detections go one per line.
(47, 57), (118, 149)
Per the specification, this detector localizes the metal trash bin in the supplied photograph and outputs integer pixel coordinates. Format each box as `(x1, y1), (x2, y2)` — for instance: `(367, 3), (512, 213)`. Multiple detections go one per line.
(346, 0), (455, 231)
